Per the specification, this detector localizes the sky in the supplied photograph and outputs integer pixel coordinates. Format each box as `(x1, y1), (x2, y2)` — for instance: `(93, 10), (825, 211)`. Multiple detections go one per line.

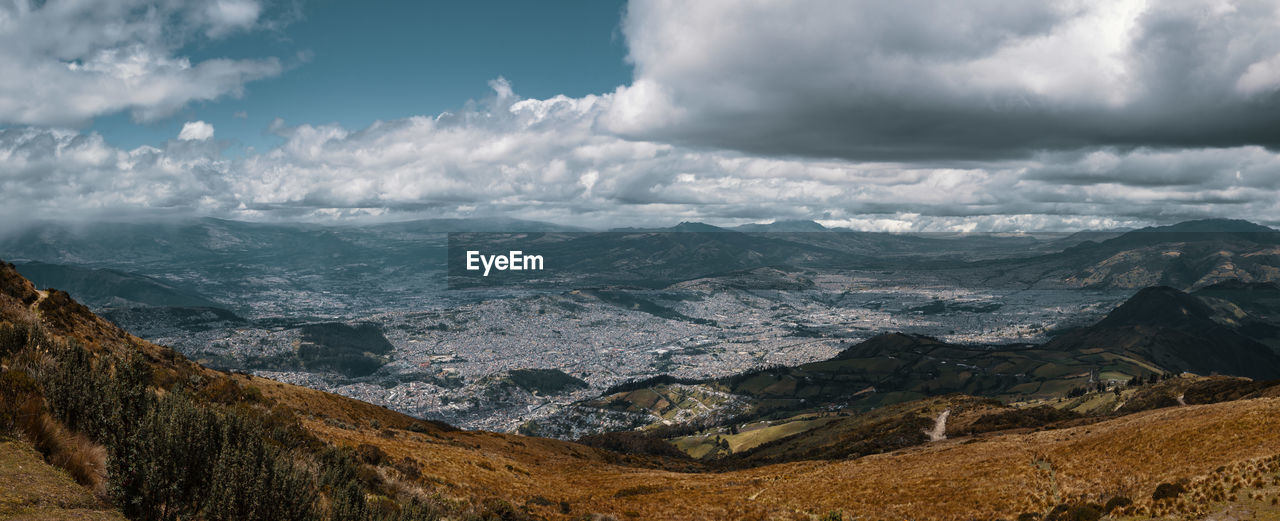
(3, 0), (1280, 232)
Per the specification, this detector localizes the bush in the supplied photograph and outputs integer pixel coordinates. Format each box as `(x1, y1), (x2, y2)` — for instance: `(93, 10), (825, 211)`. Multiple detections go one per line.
(392, 456), (421, 481)
(577, 430), (690, 459)
(1044, 503), (1103, 521)
(0, 369), (41, 431)
(43, 343), (153, 451)
(1, 324), (515, 521)
(0, 322), (42, 358)
(21, 406), (107, 495)
(355, 443), (387, 466)
(1065, 504), (1102, 521)
(1152, 482), (1186, 501)
(1103, 496), (1132, 513)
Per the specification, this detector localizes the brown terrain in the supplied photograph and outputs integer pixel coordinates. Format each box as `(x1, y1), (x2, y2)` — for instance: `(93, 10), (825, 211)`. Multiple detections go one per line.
(2, 259), (1280, 520)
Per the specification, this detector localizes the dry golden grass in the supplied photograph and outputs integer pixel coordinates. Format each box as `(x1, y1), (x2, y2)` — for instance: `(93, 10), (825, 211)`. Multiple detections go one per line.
(1111, 453), (1280, 519)
(0, 440), (124, 521)
(17, 408), (108, 497)
(294, 397), (1280, 521)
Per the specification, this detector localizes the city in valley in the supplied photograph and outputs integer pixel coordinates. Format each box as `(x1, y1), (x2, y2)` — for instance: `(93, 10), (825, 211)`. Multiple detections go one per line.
(107, 265), (1127, 433)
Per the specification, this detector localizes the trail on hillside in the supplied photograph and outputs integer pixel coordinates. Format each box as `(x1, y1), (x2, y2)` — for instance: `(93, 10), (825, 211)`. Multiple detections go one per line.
(925, 409), (950, 442)
(30, 289), (47, 312)
(1177, 393), (1187, 406)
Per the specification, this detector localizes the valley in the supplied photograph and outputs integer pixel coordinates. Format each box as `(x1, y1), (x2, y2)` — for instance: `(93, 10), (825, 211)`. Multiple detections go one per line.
(3, 218), (1280, 520)
(5, 218), (1277, 435)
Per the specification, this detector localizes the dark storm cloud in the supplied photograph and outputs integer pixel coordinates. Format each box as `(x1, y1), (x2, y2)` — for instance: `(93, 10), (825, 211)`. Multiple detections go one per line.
(605, 0), (1280, 161)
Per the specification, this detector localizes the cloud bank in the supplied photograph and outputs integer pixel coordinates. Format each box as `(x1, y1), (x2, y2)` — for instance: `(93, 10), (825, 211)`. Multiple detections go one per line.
(4, 77), (1280, 231)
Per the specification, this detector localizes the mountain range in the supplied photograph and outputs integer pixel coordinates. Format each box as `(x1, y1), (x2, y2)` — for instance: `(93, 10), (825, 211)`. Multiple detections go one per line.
(5, 218), (1277, 304)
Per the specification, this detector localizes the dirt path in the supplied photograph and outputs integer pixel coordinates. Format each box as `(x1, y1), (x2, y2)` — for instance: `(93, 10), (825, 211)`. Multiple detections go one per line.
(30, 289), (48, 312)
(925, 409), (950, 442)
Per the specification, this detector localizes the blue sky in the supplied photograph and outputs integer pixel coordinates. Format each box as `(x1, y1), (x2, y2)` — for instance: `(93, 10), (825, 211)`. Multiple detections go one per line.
(90, 0), (632, 151)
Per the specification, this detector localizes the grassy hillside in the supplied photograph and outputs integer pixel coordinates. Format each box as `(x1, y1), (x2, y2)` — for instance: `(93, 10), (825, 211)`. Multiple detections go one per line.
(4, 259), (1280, 520)
(0, 439), (125, 520)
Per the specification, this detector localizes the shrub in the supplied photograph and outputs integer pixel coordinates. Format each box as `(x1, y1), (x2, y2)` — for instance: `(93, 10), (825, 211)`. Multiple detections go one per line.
(1, 323), (518, 521)
(392, 456), (421, 481)
(1153, 482), (1186, 501)
(0, 322), (42, 357)
(1049, 504), (1070, 518)
(355, 443), (387, 465)
(0, 369), (40, 431)
(20, 406), (108, 495)
(1064, 504), (1102, 521)
(328, 481), (369, 521)
(1103, 496), (1132, 513)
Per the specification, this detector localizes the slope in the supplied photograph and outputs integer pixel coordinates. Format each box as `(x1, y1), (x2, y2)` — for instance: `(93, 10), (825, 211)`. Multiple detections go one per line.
(0, 439), (125, 521)
(5, 260), (1280, 520)
(1045, 286), (1280, 380)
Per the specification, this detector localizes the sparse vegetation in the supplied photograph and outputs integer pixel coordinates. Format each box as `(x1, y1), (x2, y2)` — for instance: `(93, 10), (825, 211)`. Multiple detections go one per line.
(506, 368), (588, 395)
(956, 406), (1079, 435)
(0, 297), (528, 520)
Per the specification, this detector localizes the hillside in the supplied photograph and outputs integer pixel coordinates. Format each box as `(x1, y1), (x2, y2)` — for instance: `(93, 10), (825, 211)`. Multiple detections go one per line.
(0, 439), (125, 520)
(581, 281), (1280, 429)
(555, 283), (1280, 473)
(5, 260), (1280, 520)
(1045, 286), (1280, 379)
(13, 261), (224, 310)
(981, 219), (1280, 291)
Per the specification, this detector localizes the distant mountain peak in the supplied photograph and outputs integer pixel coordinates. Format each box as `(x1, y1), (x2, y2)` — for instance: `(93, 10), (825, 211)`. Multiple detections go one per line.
(1092, 218), (1279, 252)
(734, 220), (828, 232)
(1133, 218), (1276, 235)
(1097, 286), (1215, 328)
(670, 222), (729, 232)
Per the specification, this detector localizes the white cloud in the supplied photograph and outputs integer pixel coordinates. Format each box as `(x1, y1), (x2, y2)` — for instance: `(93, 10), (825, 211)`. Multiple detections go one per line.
(0, 127), (233, 221)
(202, 0), (263, 37)
(0, 0), (281, 126)
(178, 121), (215, 141)
(3, 81), (1280, 231)
(1237, 52), (1280, 95)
